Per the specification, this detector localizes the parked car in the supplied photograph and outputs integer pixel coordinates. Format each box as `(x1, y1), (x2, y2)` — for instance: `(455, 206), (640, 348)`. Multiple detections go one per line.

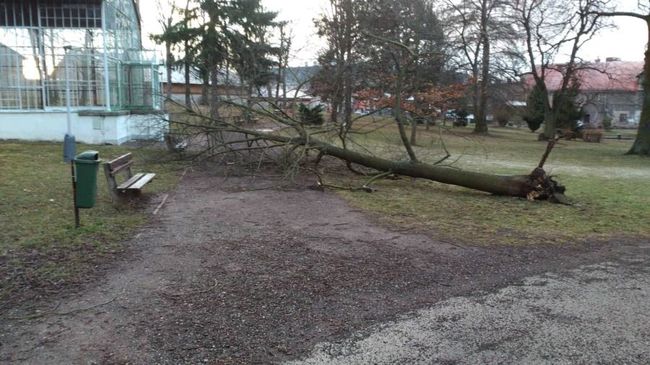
(445, 110), (458, 119)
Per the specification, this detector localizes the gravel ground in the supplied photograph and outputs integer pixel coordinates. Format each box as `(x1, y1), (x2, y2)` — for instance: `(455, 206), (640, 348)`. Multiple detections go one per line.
(0, 168), (646, 364)
(290, 253), (650, 364)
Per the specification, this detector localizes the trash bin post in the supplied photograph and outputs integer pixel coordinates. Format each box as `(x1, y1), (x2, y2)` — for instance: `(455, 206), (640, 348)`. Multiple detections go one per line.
(72, 163), (80, 228)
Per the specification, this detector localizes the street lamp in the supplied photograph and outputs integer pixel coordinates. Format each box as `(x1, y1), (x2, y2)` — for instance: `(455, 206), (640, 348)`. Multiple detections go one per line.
(62, 45), (80, 228)
(63, 45), (76, 163)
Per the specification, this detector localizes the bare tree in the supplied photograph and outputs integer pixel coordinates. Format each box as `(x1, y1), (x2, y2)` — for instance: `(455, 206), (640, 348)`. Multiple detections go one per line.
(596, 1), (650, 155)
(154, 0), (179, 102)
(275, 21), (293, 103)
(442, 0), (509, 135)
(315, 0), (359, 125)
(510, 0), (608, 140)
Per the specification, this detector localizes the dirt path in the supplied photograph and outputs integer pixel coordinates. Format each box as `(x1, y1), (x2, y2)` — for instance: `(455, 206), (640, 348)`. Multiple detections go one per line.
(0, 169), (644, 364)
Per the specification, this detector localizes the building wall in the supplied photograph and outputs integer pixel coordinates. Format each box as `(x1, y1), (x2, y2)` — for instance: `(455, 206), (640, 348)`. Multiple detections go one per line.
(162, 83), (249, 106)
(0, 111), (167, 145)
(580, 90), (642, 126)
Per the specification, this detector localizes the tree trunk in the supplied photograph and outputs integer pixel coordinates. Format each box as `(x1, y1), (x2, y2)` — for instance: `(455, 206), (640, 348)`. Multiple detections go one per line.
(238, 130), (567, 203)
(275, 67), (282, 103)
(343, 68), (353, 127)
(474, 14), (490, 135)
(202, 71), (209, 106)
(330, 100), (340, 124)
(535, 84), (555, 141)
(282, 69), (287, 101)
(410, 114), (418, 145)
(628, 22), (650, 155)
(395, 65), (418, 162)
(317, 141), (563, 200)
(165, 18), (173, 102)
(210, 69), (220, 120)
(184, 54), (191, 109)
(245, 83), (254, 123)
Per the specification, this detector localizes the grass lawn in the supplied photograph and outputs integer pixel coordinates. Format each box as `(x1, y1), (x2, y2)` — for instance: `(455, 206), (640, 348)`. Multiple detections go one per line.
(330, 123), (649, 245)
(0, 141), (183, 303)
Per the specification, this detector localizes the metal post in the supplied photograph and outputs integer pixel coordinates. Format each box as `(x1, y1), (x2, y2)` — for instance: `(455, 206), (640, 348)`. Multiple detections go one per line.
(63, 47), (78, 227)
(151, 64), (156, 109)
(36, 6), (47, 109)
(71, 163), (80, 228)
(116, 60), (122, 108)
(101, 2), (111, 110)
(64, 46), (72, 133)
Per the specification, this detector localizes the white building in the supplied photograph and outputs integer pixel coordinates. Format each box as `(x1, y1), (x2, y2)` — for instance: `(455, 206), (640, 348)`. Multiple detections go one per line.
(0, 0), (165, 145)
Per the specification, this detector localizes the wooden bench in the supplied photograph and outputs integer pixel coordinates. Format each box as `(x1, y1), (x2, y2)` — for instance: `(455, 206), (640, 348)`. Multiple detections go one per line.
(103, 153), (155, 202)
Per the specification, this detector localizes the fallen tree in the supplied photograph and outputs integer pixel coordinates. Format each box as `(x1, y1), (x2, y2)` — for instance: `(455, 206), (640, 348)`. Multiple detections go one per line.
(159, 0), (571, 204)
(164, 100), (568, 204)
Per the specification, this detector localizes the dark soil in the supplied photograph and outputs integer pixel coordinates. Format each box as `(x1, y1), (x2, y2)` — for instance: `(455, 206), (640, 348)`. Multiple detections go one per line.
(0, 165), (640, 364)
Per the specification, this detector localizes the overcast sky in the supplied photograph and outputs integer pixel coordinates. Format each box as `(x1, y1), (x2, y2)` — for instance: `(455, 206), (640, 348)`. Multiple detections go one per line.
(140, 0), (647, 67)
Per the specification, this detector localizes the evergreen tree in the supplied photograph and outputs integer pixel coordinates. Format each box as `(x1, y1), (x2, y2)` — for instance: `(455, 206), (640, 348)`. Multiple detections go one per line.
(153, 0), (277, 117)
(523, 83), (545, 132)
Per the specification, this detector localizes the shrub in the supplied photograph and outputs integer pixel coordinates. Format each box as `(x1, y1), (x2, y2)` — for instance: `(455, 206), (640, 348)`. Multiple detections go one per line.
(553, 87), (583, 129)
(524, 84), (546, 132)
(524, 116), (543, 132)
(298, 104), (325, 125)
(602, 116), (613, 131)
(494, 109), (510, 127)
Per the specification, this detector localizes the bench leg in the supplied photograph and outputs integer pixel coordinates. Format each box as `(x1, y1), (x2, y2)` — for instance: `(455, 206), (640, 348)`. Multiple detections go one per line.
(103, 164), (121, 204)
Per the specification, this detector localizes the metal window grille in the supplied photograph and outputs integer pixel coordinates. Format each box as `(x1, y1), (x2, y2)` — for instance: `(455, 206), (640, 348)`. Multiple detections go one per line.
(0, 0), (161, 112)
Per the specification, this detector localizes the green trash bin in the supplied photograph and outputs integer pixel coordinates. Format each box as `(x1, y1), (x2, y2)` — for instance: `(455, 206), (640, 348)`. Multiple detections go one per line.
(74, 150), (101, 209)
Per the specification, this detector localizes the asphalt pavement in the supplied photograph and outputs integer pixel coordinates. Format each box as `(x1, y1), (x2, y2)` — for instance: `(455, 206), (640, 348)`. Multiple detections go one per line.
(290, 245), (650, 364)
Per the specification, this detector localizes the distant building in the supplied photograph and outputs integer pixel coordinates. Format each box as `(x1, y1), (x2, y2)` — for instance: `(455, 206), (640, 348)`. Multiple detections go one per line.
(158, 65), (321, 112)
(0, 0), (164, 145)
(266, 65), (320, 99)
(523, 59), (643, 127)
(159, 67), (247, 105)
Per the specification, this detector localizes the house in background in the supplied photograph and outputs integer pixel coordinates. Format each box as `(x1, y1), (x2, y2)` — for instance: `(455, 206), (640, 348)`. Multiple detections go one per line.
(160, 67), (247, 106)
(0, 0), (164, 145)
(524, 58), (643, 128)
(159, 65), (322, 112)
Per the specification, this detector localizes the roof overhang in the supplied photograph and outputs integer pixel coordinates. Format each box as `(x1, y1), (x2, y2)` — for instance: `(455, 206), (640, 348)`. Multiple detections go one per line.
(0, 1), (140, 31)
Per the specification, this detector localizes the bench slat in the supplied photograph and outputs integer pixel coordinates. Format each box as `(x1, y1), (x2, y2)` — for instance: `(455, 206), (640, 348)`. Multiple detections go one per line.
(117, 173), (144, 191)
(107, 153), (133, 173)
(107, 153), (132, 168)
(127, 173), (156, 190)
(110, 160), (133, 176)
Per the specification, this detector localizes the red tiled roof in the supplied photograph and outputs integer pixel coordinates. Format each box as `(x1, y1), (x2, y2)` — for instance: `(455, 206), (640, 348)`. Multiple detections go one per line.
(523, 61), (643, 92)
